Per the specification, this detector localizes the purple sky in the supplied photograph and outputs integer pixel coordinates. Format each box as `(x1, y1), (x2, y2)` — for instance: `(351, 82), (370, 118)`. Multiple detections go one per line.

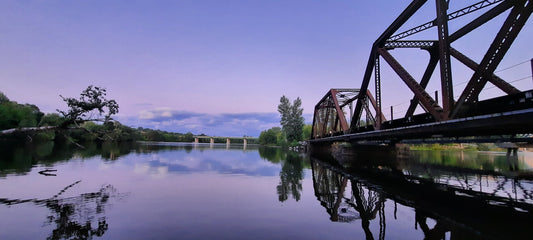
(1, 0), (531, 136)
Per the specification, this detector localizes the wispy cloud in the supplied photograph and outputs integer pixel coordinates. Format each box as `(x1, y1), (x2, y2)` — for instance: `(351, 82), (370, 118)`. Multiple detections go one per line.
(116, 108), (312, 137)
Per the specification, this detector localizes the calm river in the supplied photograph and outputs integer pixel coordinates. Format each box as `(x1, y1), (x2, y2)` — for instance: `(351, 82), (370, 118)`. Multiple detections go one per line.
(1, 141), (532, 239)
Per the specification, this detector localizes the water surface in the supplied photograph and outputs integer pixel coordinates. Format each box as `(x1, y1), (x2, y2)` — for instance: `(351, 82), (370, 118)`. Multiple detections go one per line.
(0, 141), (531, 239)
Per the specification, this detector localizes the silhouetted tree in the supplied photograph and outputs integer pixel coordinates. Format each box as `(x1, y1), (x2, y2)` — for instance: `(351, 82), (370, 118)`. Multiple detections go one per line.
(58, 85), (118, 127)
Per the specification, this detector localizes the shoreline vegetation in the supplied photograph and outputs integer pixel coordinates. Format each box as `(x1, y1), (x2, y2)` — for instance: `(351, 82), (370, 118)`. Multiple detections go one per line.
(409, 143), (508, 152)
(1, 88), (521, 152)
(0, 87), (258, 146)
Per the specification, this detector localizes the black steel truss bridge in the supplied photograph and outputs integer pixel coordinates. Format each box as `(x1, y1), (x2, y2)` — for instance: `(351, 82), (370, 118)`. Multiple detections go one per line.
(310, 0), (533, 145)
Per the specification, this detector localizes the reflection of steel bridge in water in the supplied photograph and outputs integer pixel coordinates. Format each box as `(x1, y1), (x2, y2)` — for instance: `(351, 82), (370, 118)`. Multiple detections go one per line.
(310, 0), (533, 146)
(311, 157), (533, 240)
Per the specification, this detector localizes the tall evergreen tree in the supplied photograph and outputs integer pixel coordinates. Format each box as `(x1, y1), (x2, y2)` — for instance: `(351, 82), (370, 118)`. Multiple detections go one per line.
(277, 96), (304, 143)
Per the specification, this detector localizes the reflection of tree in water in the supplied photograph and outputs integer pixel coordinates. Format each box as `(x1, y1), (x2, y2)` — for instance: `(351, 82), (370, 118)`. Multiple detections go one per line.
(0, 141), (138, 176)
(258, 147), (305, 202)
(0, 181), (123, 240)
(277, 153), (304, 202)
(257, 146), (283, 164)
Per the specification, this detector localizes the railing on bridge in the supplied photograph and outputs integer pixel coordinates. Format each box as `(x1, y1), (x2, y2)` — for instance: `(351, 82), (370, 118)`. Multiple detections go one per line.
(311, 0), (533, 144)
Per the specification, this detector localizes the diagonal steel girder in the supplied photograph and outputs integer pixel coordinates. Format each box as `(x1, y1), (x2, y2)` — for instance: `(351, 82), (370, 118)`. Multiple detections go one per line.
(405, 49), (440, 118)
(449, 0), (514, 42)
(365, 90), (386, 124)
(351, 0), (428, 132)
(403, 0), (515, 117)
(330, 89), (350, 133)
(378, 48), (445, 121)
(312, 89), (357, 138)
(449, 48), (520, 94)
(452, 0), (533, 118)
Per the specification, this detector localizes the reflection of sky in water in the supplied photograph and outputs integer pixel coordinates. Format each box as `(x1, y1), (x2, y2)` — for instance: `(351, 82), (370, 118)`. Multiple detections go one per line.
(2, 142), (532, 239)
(127, 146), (281, 177)
(524, 152), (533, 169)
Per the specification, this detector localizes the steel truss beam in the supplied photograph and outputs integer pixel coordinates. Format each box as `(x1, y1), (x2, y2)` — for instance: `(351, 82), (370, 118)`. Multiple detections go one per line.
(351, 0), (428, 132)
(312, 89), (359, 139)
(384, 41), (436, 49)
(313, 89), (384, 139)
(405, 49), (440, 117)
(452, 0), (533, 117)
(378, 48), (445, 121)
(449, 48), (520, 94)
(389, 0), (505, 41)
(435, 0), (454, 116)
(346, 0), (531, 136)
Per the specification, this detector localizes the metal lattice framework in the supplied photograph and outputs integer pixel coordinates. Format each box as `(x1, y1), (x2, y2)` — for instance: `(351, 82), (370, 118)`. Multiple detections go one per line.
(352, 0), (532, 128)
(311, 89), (385, 138)
(311, 0), (532, 142)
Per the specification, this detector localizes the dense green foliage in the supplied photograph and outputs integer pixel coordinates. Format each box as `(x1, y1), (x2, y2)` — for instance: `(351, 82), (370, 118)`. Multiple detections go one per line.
(258, 96), (307, 147)
(302, 124), (312, 140)
(409, 143), (505, 152)
(259, 127), (284, 145)
(39, 113), (65, 127)
(137, 128), (195, 142)
(0, 88), (224, 144)
(0, 91), (44, 130)
(277, 96), (304, 144)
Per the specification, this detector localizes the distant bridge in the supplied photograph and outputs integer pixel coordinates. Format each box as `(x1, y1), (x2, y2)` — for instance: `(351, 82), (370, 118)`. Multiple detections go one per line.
(311, 0), (533, 145)
(193, 135), (258, 145)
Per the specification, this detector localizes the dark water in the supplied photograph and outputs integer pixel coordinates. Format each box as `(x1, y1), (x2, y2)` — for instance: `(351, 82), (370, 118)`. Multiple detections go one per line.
(0, 141), (532, 239)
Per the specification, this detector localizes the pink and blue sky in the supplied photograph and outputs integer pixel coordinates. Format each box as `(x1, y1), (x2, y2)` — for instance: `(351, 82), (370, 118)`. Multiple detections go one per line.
(1, 0), (531, 136)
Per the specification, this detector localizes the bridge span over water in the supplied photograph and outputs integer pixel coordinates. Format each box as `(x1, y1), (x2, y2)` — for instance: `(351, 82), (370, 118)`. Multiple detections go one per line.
(311, 0), (533, 146)
(193, 135), (258, 145)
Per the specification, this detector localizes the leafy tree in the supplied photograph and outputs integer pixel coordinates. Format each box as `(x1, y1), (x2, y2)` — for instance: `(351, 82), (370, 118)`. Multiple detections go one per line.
(57, 85), (119, 126)
(0, 100), (44, 130)
(302, 124), (312, 140)
(277, 96), (304, 143)
(259, 127), (282, 145)
(183, 132), (194, 142)
(39, 113), (65, 127)
(0, 91), (9, 103)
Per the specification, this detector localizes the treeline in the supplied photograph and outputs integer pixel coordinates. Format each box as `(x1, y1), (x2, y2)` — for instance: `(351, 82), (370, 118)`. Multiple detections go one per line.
(0, 91), (196, 143)
(258, 125), (312, 146)
(0, 92), (46, 130)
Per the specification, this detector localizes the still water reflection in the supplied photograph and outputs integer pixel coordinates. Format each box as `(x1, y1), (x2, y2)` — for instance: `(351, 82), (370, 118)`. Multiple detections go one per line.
(0, 141), (531, 239)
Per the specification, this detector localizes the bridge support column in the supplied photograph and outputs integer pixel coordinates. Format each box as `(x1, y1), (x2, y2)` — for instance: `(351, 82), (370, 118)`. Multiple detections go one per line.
(210, 138), (214, 144)
(194, 137), (199, 143)
(506, 147), (519, 171)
